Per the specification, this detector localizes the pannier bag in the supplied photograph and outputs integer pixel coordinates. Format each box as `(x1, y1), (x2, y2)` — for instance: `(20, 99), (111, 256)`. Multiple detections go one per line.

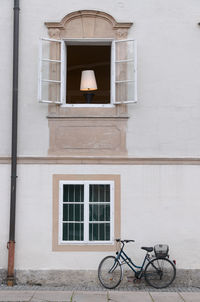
(154, 244), (169, 258)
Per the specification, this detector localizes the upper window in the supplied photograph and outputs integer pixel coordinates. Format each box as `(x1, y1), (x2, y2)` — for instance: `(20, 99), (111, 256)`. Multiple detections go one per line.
(38, 38), (137, 106)
(67, 41), (111, 105)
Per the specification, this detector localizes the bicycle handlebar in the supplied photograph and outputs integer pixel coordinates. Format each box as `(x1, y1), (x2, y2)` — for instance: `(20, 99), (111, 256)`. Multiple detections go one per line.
(116, 239), (135, 243)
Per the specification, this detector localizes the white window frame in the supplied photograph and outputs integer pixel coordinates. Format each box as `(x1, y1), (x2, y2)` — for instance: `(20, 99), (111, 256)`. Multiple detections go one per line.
(62, 38), (114, 108)
(113, 39), (137, 104)
(59, 180), (114, 245)
(39, 38), (137, 106)
(38, 38), (65, 104)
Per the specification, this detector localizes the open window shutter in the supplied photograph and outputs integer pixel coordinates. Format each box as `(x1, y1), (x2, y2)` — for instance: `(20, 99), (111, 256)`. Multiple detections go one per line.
(113, 39), (137, 104)
(38, 38), (65, 104)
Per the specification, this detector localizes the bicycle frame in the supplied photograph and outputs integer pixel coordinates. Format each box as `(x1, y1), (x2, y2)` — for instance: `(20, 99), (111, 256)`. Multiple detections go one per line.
(115, 242), (150, 278)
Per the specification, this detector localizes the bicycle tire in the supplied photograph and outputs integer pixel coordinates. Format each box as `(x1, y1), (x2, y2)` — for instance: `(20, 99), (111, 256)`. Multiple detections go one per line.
(144, 257), (176, 289)
(98, 256), (122, 289)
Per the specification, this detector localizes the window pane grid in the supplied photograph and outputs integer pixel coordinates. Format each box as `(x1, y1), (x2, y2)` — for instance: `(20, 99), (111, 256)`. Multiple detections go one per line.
(89, 223), (110, 241)
(89, 221), (110, 223)
(42, 59), (62, 63)
(115, 40), (135, 61)
(113, 39), (137, 104)
(89, 184), (110, 203)
(62, 184), (84, 241)
(39, 39), (63, 104)
(116, 59), (134, 63)
(89, 184), (111, 241)
(60, 182), (112, 243)
(63, 202), (84, 204)
(89, 204), (110, 221)
(63, 184), (84, 202)
(89, 202), (110, 204)
(42, 79), (61, 83)
(63, 221), (84, 223)
(63, 223), (83, 241)
(115, 80), (135, 83)
(63, 204), (83, 221)
(41, 81), (61, 103)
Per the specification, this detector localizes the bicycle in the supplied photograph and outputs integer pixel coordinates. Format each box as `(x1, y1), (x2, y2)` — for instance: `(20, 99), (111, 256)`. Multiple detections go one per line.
(98, 239), (176, 289)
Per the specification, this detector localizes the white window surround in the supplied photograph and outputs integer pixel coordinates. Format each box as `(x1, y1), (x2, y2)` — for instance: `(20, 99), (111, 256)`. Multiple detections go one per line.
(63, 38), (114, 108)
(58, 180), (114, 245)
(38, 38), (137, 107)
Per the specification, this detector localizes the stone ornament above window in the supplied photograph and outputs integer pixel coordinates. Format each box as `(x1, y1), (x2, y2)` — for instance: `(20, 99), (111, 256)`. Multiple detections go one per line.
(45, 10), (133, 40)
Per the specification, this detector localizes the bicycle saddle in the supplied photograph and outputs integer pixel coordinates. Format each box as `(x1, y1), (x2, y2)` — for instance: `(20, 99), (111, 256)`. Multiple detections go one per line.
(141, 246), (153, 252)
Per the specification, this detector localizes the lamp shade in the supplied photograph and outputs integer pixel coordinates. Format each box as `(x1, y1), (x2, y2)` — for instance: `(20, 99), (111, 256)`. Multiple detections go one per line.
(80, 70), (97, 91)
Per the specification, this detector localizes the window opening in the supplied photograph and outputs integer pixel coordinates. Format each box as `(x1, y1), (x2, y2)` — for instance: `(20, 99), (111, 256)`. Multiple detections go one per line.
(60, 181), (114, 244)
(66, 44), (111, 104)
(39, 38), (137, 105)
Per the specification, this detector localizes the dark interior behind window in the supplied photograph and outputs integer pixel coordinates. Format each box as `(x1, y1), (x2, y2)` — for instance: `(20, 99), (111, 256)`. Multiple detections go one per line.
(67, 45), (111, 104)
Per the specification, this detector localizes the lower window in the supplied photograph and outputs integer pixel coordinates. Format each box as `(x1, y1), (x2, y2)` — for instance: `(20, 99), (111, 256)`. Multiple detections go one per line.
(59, 181), (114, 244)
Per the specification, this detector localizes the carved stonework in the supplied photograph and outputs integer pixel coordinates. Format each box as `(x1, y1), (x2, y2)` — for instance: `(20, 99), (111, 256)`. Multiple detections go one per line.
(48, 28), (61, 39)
(45, 10), (132, 39)
(48, 117), (128, 156)
(116, 29), (129, 40)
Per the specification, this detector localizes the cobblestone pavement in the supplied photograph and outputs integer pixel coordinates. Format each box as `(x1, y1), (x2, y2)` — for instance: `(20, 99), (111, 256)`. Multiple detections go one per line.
(0, 285), (200, 302)
(1, 284), (200, 292)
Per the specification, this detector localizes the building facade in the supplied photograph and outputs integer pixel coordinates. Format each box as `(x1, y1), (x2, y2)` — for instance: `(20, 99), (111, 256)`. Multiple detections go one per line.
(0, 0), (200, 285)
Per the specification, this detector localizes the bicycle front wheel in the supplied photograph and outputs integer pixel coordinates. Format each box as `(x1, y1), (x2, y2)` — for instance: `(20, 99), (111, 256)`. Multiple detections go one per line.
(98, 256), (122, 289)
(144, 257), (176, 289)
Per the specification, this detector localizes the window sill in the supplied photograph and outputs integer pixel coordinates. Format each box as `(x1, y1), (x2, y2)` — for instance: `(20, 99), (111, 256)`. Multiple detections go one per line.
(47, 115), (129, 119)
(48, 100), (128, 120)
(59, 241), (113, 245)
(53, 243), (116, 252)
(61, 104), (115, 108)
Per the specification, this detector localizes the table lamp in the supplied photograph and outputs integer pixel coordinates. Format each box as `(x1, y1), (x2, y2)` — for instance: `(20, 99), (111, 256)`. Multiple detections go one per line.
(80, 70), (97, 103)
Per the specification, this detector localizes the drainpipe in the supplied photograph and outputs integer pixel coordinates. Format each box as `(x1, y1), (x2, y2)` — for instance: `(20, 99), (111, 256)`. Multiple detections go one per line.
(7, 0), (20, 286)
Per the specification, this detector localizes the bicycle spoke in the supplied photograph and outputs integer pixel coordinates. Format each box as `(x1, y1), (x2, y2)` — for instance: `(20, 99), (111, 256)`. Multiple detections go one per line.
(144, 258), (176, 288)
(98, 256), (122, 289)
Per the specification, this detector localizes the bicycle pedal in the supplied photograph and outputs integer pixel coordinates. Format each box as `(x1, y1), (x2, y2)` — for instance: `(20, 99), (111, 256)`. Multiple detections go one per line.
(133, 278), (142, 284)
(127, 276), (134, 283)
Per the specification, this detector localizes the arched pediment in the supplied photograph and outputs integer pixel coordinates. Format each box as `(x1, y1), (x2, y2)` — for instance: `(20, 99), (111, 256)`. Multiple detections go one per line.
(45, 10), (133, 39)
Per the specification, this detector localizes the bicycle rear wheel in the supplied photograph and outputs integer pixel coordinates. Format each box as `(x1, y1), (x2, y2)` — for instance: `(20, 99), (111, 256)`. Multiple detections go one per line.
(144, 257), (176, 288)
(98, 256), (122, 289)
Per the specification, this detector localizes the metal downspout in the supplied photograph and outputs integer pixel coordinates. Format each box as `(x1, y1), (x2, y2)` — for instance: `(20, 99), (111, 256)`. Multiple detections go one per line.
(7, 0), (20, 286)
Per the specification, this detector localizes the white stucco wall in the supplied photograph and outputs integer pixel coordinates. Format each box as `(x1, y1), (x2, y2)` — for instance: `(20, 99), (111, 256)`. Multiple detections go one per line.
(0, 0), (200, 156)
(0, 164), (200, 270)
(0, 0), (200, 278)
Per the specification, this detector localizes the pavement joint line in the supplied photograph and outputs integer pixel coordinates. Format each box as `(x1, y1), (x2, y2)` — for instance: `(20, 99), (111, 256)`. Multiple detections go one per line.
(70, 290), (74, 302)
(148, 292), (155, 302)
(28, 289), (36, 302)
(178, 292), (187, 302)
